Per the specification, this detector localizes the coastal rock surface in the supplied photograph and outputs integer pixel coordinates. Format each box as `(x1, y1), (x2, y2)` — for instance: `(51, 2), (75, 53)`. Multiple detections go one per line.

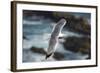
(63, 37), (91, 58)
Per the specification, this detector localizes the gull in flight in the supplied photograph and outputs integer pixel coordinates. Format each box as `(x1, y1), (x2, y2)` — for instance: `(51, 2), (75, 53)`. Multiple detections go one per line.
(45, 18), (66, 60)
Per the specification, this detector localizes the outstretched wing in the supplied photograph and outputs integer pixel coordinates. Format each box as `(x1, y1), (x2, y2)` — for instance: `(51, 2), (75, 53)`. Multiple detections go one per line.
(46, 19), (66, 59)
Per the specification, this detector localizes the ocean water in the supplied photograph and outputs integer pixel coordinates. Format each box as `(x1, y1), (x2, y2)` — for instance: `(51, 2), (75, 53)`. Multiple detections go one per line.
(22, 16), (88, 62)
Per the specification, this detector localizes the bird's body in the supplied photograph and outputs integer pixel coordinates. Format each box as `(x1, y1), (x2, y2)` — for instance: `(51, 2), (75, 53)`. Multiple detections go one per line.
(46, 19), (66, 60)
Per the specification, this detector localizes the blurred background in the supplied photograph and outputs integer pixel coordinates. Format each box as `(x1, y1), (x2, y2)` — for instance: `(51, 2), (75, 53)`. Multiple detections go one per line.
(22, 10), (91, 62)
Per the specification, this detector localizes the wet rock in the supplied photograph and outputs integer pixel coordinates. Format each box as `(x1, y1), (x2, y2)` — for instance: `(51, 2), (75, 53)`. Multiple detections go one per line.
(64, 17), (90, 35)
(30, 46), (46, 55)
(63, 37), (91, 55)
(53, 52), (65, 60)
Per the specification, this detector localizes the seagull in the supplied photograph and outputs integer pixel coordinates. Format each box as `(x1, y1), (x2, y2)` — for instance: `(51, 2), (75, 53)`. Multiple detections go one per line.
(45, 18), (66, 60)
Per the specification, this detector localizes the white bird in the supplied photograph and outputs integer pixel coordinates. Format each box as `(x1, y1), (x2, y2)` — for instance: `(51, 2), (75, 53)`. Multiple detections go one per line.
(45, 18), (66, 60)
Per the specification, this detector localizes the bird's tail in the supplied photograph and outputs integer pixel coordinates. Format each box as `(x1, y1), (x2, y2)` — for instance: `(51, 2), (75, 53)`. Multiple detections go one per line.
(45, 53), (53, 60)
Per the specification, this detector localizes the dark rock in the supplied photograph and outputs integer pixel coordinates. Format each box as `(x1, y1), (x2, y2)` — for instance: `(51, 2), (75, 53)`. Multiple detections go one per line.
(64, 16), (90, 35)
(30, 46), (47, 55)
(63, 37), (91, 55)
(53, 52), (65, 60)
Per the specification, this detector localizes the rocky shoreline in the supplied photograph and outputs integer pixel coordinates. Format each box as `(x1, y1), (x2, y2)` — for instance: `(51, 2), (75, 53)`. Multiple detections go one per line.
(63, 37), (90, 54)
